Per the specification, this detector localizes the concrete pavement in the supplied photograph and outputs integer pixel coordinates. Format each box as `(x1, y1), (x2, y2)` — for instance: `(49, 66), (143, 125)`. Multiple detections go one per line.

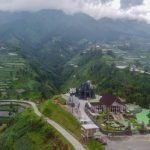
(63, 94), (92, 122)
(106, 135), (150, 150)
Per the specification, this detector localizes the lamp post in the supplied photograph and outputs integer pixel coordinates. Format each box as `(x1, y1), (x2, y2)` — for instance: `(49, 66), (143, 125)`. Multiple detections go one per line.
(70, 89), (74, 114)
(107, 107), (109, 137)
(71, 94), (73, 114)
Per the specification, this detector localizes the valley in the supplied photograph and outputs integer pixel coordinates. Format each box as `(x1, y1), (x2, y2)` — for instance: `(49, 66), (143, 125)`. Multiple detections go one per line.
(0, 9), (149, 150)
(0, 45), (41, 100)
(0, 46), (25, 93)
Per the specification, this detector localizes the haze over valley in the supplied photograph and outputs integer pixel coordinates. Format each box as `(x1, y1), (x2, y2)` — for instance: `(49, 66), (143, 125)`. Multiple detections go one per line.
(0, 1), (150, 150)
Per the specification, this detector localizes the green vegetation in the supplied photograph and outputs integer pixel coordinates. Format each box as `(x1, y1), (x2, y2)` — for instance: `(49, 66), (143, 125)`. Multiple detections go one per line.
(128, 117), (141, 129)
(51, 95), (66, 105)
(0, 109), (73, 150)
(40, 98), (81, 139)
(0, 104), (22, 112)
(95, 107), (150, 133)
(0, 47), (55, 100)
(0, 10), (149, 105)
(40, 96), (104, 150)
(87, 139), (104, 150)
(62, 50), (150, 108)
(96, 112), (125, 132)
(0, 116), (11, 124)
(0, 12), (149, 106)
(0, 10), (150, 150)
(147, 113), (150, 118)
(136, 109), (150, 125)
(0, 103), (25, 126)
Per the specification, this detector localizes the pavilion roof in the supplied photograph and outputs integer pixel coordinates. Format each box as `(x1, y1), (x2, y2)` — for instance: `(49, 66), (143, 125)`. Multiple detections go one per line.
(100, 94), (124, 107)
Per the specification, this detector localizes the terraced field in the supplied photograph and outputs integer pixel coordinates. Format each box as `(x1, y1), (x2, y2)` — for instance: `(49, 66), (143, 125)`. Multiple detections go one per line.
(0, 46), (26, 95)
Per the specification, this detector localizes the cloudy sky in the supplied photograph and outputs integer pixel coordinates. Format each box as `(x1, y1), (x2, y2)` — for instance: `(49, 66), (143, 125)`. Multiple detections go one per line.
(0, 0), (150, 22)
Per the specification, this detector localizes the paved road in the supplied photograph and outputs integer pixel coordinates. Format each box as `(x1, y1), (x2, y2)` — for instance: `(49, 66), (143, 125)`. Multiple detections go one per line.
(0, 100), (85, 150)
(63, 95), (150, 150)
(77, 97), (93, 122)
(63, 94), (92, 122)
(106, 135), (150, 150)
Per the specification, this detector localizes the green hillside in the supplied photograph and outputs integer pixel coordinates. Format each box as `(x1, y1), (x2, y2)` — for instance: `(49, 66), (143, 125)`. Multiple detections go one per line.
(0, 9), (149, 150)
(0, 108), (73, 150)
(0, 46), (55, 100)
(0, 10), (149, 104)
(40, 96), (104, 150)
(62, 49), (150, 108)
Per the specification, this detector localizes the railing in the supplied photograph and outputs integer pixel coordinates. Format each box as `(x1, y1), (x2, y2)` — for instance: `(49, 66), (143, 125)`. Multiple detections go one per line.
(139, 129), (150, 134)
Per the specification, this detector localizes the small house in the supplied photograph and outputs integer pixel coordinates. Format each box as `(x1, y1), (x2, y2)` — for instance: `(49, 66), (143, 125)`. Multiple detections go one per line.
(81, 124), (99, 138)
(91, 94), (126, 113)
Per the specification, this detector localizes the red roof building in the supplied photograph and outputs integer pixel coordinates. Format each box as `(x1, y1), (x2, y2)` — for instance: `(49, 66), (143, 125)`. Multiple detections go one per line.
(91, 94), (126, 113)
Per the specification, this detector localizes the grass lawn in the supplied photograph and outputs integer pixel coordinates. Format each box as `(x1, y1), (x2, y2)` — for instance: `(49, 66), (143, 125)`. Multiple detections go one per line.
(40, 96), (104, 150)
(40, 98), (81, 139)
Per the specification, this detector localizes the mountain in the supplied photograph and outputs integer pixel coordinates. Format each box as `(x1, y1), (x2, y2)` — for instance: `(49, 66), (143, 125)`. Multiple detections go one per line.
(0, 9), (149, 102)
(1, 9), (150, 150)
(61, 48), (150, 108)
(0, 9), (150, 47)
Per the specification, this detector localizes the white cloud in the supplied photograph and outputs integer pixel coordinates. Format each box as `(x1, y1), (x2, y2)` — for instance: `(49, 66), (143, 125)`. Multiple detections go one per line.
(0, 0), (150, 23)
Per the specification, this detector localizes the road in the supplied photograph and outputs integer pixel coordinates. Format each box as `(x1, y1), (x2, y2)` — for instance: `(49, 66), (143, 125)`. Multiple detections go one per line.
(0, 100), (85, 150)
(106, 135), (150, 150)
(62, 94), (92, 122)
(77, 97), (94, 123)
(63, 95), (150, 150)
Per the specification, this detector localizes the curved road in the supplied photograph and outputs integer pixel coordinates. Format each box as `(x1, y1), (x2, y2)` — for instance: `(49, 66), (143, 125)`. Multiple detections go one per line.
(0, 100), (85, 150)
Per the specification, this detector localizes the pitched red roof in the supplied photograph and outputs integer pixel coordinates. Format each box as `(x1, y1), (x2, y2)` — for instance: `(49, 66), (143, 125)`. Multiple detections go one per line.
(100, 94), (123, 107)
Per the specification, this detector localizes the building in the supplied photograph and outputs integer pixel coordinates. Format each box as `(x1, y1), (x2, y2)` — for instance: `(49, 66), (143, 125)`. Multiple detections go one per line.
(69, 88), (76, 95)
(76, 80), (95, 99)
(91, 94), (126, 113)
(81, 123), (99, 138)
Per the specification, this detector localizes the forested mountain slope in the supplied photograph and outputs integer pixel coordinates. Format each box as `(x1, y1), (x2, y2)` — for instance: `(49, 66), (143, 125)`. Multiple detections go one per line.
(0, 9), (149, 103)
(62, 49), (150, 108)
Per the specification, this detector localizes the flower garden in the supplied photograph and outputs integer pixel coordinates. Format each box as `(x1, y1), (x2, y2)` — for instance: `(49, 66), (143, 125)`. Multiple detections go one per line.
(96, 105), (150, 134)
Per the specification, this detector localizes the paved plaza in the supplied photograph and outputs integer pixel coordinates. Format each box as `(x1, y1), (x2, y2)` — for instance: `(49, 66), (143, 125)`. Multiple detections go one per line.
(106, 135), (150, 150)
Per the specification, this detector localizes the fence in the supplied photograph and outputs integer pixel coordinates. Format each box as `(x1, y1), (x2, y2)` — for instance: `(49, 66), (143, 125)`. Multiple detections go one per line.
(85, 107), (132, 136)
